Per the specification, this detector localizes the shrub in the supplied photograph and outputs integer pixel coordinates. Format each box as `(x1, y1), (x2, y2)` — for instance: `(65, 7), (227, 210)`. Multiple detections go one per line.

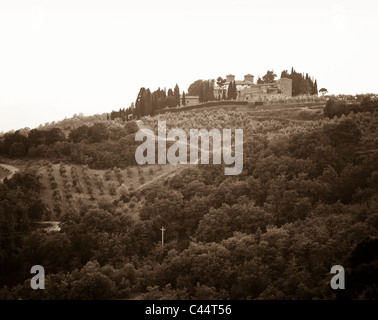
(104, 169), (112, 181)
(109, 183), (117, 196)
(54, 205), (62, 215)
(59, 163), (66, 175)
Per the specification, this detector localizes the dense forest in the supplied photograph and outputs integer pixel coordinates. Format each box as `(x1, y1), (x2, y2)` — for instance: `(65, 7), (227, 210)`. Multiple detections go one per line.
(1, 97), (377, 299)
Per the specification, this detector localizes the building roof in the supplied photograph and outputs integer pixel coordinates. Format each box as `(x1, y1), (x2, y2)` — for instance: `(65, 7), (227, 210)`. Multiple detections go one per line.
(224, 80), (254, 85)
(244, 74), (254, 77)
(185, 95), (199, 99)
(235, 80), (253, 85)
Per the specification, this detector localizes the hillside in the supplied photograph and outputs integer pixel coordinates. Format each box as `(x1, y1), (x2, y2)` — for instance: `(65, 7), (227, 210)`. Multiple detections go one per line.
(36, 161), (182, 220)
(1, 100), (378, 300)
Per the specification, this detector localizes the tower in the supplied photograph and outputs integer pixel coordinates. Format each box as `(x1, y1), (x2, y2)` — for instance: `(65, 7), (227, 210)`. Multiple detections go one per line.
(277, 78), (293, 97)
(244, 74), (254, 83)
(226, 74), (235, 83)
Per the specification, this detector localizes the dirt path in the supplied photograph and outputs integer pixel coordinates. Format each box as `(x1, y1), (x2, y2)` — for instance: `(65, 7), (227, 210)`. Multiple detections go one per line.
(135, 120), (208, 165)
(134, 120), (203, 190)
(0, 163), (19, 182)
(37, 221), (61, 232)
(137, 164), (191, 191)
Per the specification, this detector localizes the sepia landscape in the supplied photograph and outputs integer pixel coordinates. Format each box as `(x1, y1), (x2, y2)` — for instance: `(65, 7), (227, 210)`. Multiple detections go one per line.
(1, 0), (377, 301)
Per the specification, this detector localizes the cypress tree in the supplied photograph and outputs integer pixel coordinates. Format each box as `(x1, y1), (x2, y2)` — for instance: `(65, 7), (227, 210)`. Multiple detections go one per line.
(174, 84), (180, 106)
(203, 81), (209, 102)
(222, 89), (227, 100)
(145, 89), (152, 115)
(209, 79), (215, 101)
(135, 87), (146, 118)
(227, 82), (232, 100)
(313, 79), (318, 95)
(232, 81), (237, 100)
(182, 91), (186, 106)
(199, 84), (204, 103)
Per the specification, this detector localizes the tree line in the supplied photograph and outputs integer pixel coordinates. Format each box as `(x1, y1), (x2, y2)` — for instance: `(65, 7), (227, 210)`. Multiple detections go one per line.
(324, 95), (378, 118)
(117, 78), (239, 120)
(280, 67), (318, 96)
(133, 85), (182, 118)
(188, 80), (216, 102)
(0, 122), (139, 169)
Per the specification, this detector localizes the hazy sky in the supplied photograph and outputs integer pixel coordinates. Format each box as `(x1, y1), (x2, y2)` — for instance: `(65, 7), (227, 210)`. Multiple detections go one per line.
(1, 0), (377, 132)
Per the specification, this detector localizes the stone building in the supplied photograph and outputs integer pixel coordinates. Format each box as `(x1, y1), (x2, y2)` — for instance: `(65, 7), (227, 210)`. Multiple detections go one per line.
(226, 74), (235, 83)
(277, 78), (292, 97)
(184, 95), (200, 106)
(214, 73), (293, 102)
(214, 74), (256, 99)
